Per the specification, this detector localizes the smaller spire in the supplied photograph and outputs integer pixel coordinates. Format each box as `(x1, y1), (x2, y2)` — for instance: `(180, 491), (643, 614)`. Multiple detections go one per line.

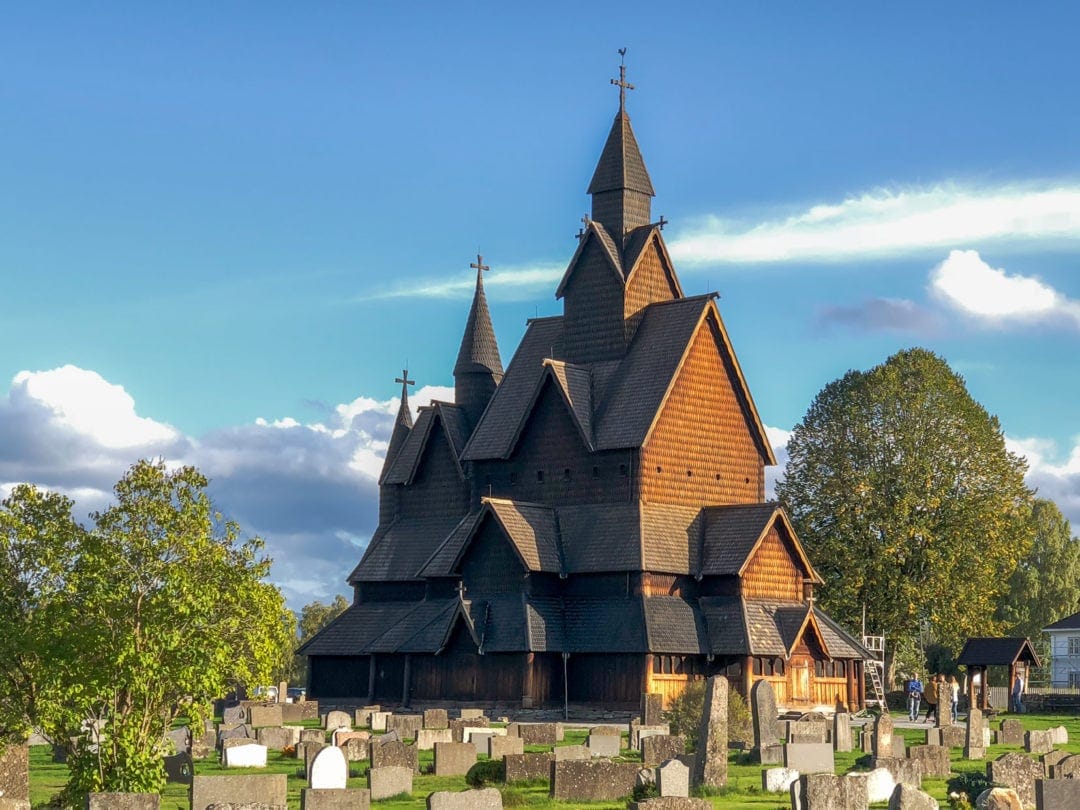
(394, 369), (415, 428)
(381, 369), (414, 479)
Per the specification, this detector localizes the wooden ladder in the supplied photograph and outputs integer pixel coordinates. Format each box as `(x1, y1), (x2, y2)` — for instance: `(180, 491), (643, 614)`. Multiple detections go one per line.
(862, 634), (887, 713)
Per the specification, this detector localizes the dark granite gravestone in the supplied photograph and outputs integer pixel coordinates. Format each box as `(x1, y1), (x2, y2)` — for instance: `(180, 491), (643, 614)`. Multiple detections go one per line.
(690, 675), (727, 789)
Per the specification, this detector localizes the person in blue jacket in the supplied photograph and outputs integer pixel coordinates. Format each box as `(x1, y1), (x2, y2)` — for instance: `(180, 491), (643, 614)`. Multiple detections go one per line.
(907, 672), (924, 721)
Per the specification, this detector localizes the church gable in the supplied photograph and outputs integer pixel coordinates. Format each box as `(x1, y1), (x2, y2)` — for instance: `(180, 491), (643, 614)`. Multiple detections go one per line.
(397, 411), (470, 516)
(640, 310), (768, 506)
(561, 233), (627, 364)
(742, 522), (811, 601)
(623, 229), (681, 341)
(460, 515), (527, 593)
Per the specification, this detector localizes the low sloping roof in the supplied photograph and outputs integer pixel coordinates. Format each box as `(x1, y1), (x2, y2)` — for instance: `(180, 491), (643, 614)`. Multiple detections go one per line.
(298, 602), (421, 656)
(743, 599), (804, 657)
(957, 637), (1042, 667)
(700, 503), (823, 584)
(349, 514), (465, 583)
(813, 608), (874, 660)
(471, 594), (528, 653)
(640, 503), (704, 574)
(563, 596), (648, 653)
(1044, 611), (1080, 632)
(416, 511), (482, 579)
(370, 598), (459, 653)
(545, 360), (595, 448)
(558, 502), (641, 572)
(643, 596), (708, 654)
(526, 596), (565, 652)
(699, 597), (750, 656)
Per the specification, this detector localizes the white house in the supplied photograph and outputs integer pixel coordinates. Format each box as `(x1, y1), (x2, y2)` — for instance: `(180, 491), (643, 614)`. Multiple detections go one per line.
(1044, 611), (1080, 687)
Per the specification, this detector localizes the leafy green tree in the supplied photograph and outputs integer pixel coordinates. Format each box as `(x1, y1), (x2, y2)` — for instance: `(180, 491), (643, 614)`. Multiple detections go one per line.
(776, 348), (1034, 675)
(997, 498), (1080, 644)
(1, 460), (294, 805)
(289, 594), (350, 684)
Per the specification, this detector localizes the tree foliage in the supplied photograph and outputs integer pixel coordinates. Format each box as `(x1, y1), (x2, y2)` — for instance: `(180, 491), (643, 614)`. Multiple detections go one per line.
(997, 498), (1080, 643)
(776, 348), (1034, 656)
(0, 460), (294, 805)
(288, 594), (350, 684)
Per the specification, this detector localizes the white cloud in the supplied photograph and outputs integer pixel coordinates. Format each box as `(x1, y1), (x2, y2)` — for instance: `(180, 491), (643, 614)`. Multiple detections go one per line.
(929, 250), (1080, 326)
(1006, 435), (1080, 528)
(669, 181), (1080, 266)
(356, 262), (565, 301)
(764, 424), (792, 501)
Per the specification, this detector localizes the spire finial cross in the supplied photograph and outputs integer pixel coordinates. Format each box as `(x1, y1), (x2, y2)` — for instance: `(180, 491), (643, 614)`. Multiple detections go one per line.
(395, 368), (415, 388)
(470, 253), (490, 278)
(577, 214), (590, 240)
(611, 48), (634, 113)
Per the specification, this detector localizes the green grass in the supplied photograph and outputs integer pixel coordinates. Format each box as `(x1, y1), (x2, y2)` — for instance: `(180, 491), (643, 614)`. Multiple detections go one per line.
(28, 712), (1080, 809)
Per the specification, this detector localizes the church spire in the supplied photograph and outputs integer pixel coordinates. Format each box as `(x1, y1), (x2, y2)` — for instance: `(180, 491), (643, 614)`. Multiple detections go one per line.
(381, 369), (414, 479)
(454, 255), (503, 427)
(587, 49), (655, 242)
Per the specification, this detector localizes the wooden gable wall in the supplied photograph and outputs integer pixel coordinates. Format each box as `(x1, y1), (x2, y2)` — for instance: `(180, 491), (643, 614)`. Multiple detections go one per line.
(475, 378), (631, 507)
(561, 238), (626, 364)
(397, 418), (470, 517)
(460, 517), (526, 593)
(624, 235), (678, 342)
(741, 525), (804, 601)
(640, 314), (765, 507)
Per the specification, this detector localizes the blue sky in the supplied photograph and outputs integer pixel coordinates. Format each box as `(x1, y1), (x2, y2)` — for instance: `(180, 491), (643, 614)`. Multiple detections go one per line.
(2, 3), (1079, 606)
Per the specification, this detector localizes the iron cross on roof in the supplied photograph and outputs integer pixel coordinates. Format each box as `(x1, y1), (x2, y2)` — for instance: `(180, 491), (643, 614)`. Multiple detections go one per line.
(611, 47), (634, 112)
(470, 254), (490, 276)
(395, 369), (414, 388)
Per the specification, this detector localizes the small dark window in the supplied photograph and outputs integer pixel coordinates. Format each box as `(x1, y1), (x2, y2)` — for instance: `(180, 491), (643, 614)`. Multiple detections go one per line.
(592, 466), (600, 479)
(752, 658), (762, 676)
(715, 473), (721, 481)
(562, 468), (571, 482)
(745, 476), (750, 484)
(775, 658), (785, 675)
(656, 466), (662, 474)
(536, 470), (544, 483)
(687, 469), (692, 477)
(653, 656), (663, 674)
(619, 464), (627, 477)
(509, 472), (518, 485)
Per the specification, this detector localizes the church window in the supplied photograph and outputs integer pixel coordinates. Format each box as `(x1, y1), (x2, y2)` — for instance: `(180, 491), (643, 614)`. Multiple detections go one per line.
(715, 473), (721, 480)
(562, 468), (571, 482)
(509, 471), (518, 485)
(536, 470), (544, 483)
(656, 466), (662, 474)
(592, 466), (600, 479)
(619, 464), (628, 477)
(687, 469), (692, 477)
(752, 658), (762, 676)
(1069, 637), (1080, 655)
(814, 660), (824, 677)
(775, 658), (785, 675)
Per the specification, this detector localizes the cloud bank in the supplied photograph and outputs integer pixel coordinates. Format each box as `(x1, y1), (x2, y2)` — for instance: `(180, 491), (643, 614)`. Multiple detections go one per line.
(0, 364), (453, 608)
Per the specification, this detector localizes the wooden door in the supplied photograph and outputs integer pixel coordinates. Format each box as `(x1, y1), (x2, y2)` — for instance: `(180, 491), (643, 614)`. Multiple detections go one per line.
(791, 658), (811, 702)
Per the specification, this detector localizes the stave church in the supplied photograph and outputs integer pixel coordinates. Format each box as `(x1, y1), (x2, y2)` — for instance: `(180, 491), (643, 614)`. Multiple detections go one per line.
(301, 63), (871, 710)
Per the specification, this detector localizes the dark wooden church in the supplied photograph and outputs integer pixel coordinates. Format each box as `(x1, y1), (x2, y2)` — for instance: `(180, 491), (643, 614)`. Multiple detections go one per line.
(301, 66), (870, 710)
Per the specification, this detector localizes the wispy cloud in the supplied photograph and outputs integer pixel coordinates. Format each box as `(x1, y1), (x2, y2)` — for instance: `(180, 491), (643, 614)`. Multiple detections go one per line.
(669, 181), (1080, 265)
(355, 262), (565, 302)
(929, 249), (1080, 328)
(816, 297), (941, 335)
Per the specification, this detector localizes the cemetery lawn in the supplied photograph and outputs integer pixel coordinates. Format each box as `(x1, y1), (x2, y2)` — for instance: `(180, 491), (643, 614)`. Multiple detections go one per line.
(27, 713), (1080, 808)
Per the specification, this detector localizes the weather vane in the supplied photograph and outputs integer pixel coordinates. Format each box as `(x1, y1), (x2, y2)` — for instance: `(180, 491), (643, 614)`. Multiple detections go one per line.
(611, 48), (634, 112)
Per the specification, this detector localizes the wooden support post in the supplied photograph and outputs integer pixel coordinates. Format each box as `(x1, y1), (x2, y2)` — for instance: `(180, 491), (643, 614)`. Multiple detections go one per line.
(368, 654), (377, 700)
(847, 661), (857, 711)
(966, 665), (975, 711)
(402, 654), (411, 707)
(742, 656), (754, 701)
(643, 653), (654, 696)
(981, 666), (989, 711)
(522, 652), (536, 709)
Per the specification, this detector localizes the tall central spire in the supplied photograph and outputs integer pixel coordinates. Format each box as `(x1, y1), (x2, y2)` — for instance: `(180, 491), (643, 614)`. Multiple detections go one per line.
(587, 50), (655, 243)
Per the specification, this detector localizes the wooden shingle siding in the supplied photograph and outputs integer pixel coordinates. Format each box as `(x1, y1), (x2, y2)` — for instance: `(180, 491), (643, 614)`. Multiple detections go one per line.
(461, 519), (526, 593)
(398, 424), (470, 516)
(641, 315), (764, 506)
(741, 527), (804, 601)
(562, 240), (627, 364)
(624, 235), (678, 341)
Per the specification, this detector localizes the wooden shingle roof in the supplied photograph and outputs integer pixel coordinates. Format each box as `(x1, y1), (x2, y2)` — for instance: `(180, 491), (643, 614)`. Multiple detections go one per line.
(454, 268), (503, 378)
(349, 513), (465, 583)
(700, 503), (823, 584)
(587, 110), (655, 197)
(643, 596), (708, 654)
(379, 378), (414, 484)
(957, 637), (1042, 667)
(563, 596), (648, 652)
(699, 597), (750, 656)
(382, 403), (467, 485)
(557, 502), (641, 572)
(640, 502), (704, 574)
(544, 360), (594, 448)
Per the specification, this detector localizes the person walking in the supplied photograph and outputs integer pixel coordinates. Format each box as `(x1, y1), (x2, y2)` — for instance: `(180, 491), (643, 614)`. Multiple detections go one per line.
(908, 672), (924, 721)
(924, 673), (939, 723)
(949, 675), (960, 721)
(1012, 670), (1025, 713)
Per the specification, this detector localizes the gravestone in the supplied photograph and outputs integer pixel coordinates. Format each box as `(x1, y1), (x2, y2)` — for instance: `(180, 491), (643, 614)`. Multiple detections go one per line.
(860, 727), (873, 754)
(869, 757), (922, 789)
(281, 703), (304, 724)
(426, 788), (502, 809)
(591, 725), (624, 744)
(387, 714), (423, 740)
(762, 766), (800, 793)
(632, 724), (671, 749)
(379, 729), (401, 744)
(417, 728), (453, 751)
(86, 794), (159, 809)
(873, 711), (893, 757)
(988, 752), (1044, 809)
(367, 765), (412, 801)
(323, 711), (351, 731)
(587, 734), (621, 758)
(470, 732), (494, 754)
(193, 720), (216, 759)
(299, 788), (372, 810)
(221, 703), (245, 725)
(907, 745), (950, 778)
(690, 675), (727, 788)
(370, 739), (418, 773)
(940, 726), (966, 748)
(974, 787), (1023, 810)
(464, 726), (503, 744)
(888, 784), (939, 810)
(217, 724), (252, 746)
(423, 709), (448, 729)
(1026, 729), (1055, 755)
(642, 735), (685, 767)
(1040, 749), (1070, 777)
(459, 708), (485, 720)
(641, 692), (664, 726)
(782, 743), (834, 774)
(551, 759), (639, 801)
(164, 752), (194, 784)
(331, 730), (369, 748)
(221, 741), (267, 768)
(750, 679), (781, 762)
(249, 705), (283, 728)
(167, 726), (192, 755)
(0, 745), (29, 808)
(657, 759), (690, 798)
(434, 742), (477, 776)
(1000, 719), (1024, 746)
(790, 719), (827, 744)
(517, 723), (558, 745)
(626, 799), (710, 810)
(504, 752), (554, 783)
(792, 772), (868, 810)
(966, 707), (986, 759)
(309, 746), (348, 790)
(191, 774), (287, 810)
(300, 729), (325, 744)
(1048, 753), (1080, 779)
(370, 711), (390, 732)
(553, 744), (589, 761)
(296, 741), (326, 762)
(832, 713), (852, 753)
(864, 767), (897, 804)
(1049, 725), (1068, 745)
(1036, 778), (1080, 810)
(489, 735), (524, 759)
(891, 736), (906, 759)
(256, 726), (300, 750)
(354, 706), (379, 728)
(935, 696), (952, 728)
(303, 742), (329, 775)
(340, 737), (369, 762)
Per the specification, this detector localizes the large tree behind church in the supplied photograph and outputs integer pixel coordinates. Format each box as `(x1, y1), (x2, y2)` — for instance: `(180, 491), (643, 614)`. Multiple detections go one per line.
(776, 348), (1033, 662)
